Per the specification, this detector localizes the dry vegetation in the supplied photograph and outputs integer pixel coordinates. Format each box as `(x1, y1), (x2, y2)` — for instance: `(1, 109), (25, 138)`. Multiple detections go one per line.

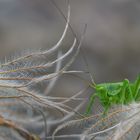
(0, 1), (140, 140)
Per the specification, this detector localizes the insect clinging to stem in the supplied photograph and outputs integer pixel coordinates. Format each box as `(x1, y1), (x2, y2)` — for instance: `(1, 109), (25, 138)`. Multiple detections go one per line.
(80, 50), (140, 115)
(85, 72), (140, 115)
(50, 0), (140, 117)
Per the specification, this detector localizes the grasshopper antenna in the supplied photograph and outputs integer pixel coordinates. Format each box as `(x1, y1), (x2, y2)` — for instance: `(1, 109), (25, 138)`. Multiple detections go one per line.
(50, 0), (96, 88)
(81, 49), (96, 88)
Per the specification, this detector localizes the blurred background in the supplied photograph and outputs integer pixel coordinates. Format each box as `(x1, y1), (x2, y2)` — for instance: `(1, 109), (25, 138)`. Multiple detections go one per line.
(0, 0), (140, 137)
(0, 0), (140, 104)
(0, 0), (140, 81)
(1, 0), (140, 101)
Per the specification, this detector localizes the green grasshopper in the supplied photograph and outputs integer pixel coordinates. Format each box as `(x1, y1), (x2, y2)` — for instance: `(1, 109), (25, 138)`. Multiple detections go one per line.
(85, 74), (140, 115)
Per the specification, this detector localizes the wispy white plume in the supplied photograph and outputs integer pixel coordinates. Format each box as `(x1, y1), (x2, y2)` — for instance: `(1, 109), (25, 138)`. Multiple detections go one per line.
(52, 102), (140, 140)
(0, 2), (86, 140)
(45, 51), (62, 95)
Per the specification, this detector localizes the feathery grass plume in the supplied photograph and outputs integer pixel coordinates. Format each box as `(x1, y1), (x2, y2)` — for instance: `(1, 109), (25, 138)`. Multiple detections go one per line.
(52, 101), (140, 140)
(43, 1), (140, 140)
(0, 115), (40, 140)
(0, 1), (86, 139)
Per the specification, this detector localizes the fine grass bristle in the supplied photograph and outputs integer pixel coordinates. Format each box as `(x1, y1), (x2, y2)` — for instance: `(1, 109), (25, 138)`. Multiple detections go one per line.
(0, 1), (86, 139)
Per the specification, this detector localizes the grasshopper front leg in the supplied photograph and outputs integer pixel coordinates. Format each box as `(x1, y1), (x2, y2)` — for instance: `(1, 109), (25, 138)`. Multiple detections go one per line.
(85, 93), (98, 115)
(133, 75), (140, 101)
(119, 79), (130, 104)
(119, 79), (134, 105)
